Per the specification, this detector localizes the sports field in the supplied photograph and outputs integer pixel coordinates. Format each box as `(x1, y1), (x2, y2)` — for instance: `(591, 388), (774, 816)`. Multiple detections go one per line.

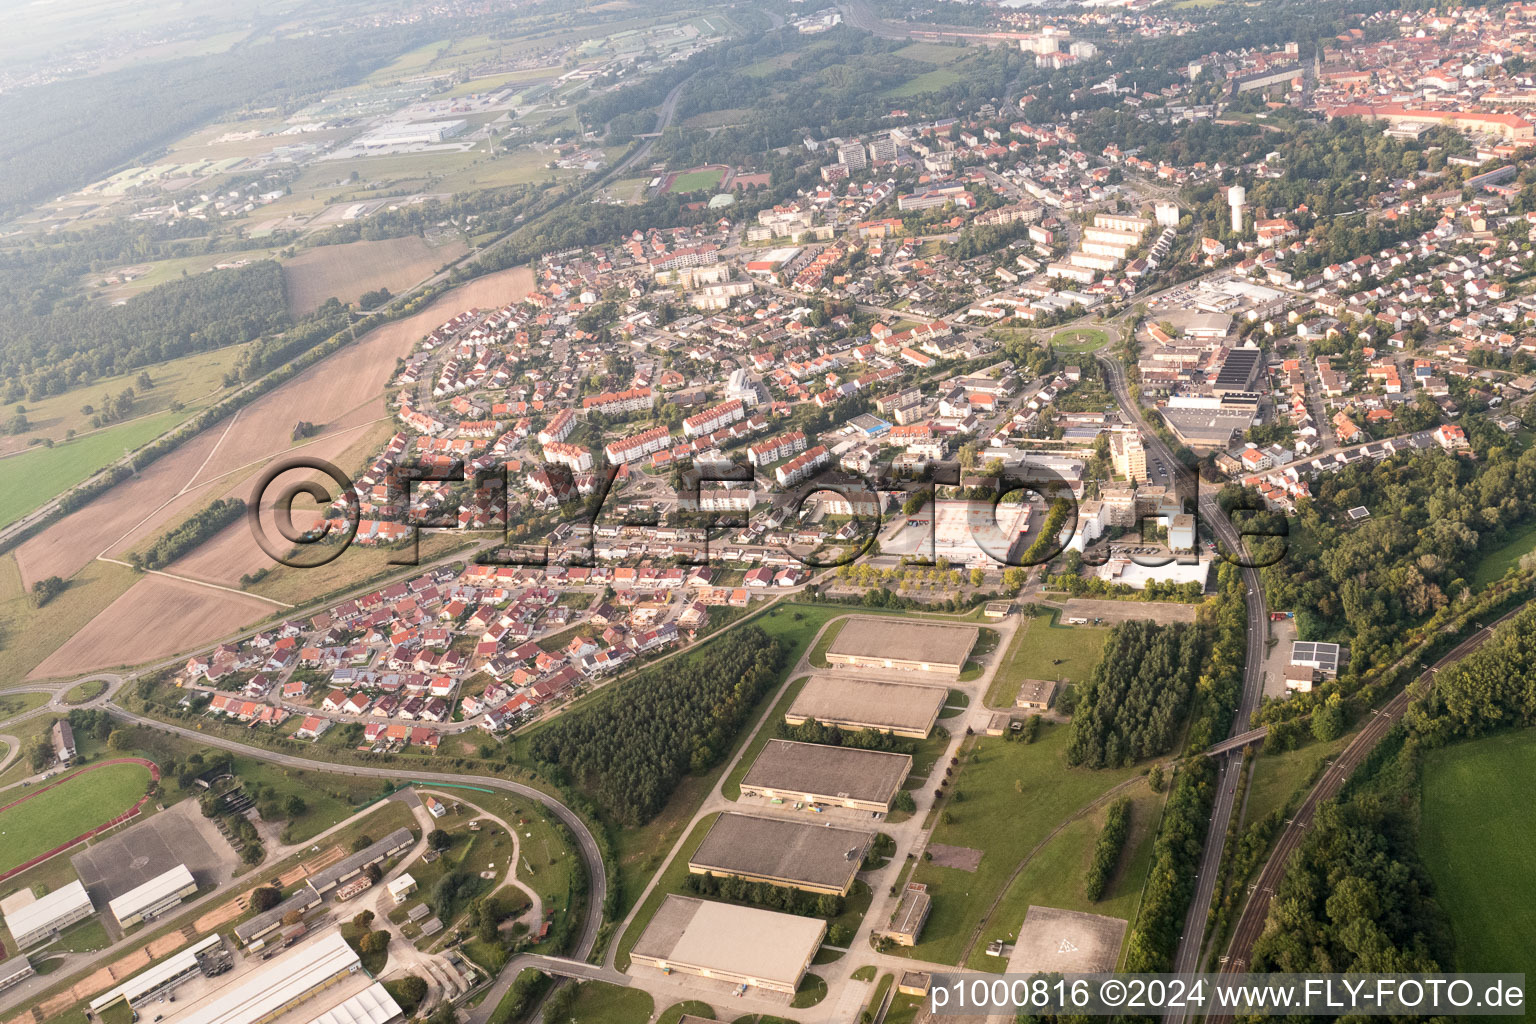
(0, 760), (153, 876)
(1421, 729), (1536, 978)
(667, 168), (724, 193)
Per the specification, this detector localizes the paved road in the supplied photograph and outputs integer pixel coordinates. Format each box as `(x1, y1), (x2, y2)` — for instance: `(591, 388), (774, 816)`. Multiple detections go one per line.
(1097, 351), (1269, 988)
(101, 702), (607, 969)
(1211, 599), (1531, 1006)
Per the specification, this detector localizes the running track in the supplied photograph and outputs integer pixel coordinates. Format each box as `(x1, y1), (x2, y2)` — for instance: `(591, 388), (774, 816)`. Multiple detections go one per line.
(0, 757), (161, 885)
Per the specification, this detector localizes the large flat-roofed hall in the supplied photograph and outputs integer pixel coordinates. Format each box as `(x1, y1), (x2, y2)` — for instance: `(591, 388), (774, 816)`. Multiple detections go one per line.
(688, 812), (873, 895)
(785, 675), (947, 738)
(739, 739), (910, 813)
(824, 617), (978, 675)
(630, 894), (826, 994)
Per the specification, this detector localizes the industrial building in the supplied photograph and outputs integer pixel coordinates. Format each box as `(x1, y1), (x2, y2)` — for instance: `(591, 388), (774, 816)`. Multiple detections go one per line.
(109, 863), (198, 928)
(1015, 679), (1057, 711)
(4, 879), (94, 948)
(308, 982), (405, 1024)
(785, 675), (947, 739)
(630, 895), (826, 994)
(356, 120), (467, 149)
(0, 957), (32, 993)
(88, 935), (224, 1014)
(1212, 347), (1263, 395)
(881, 882), (933, 946)
(234, 828), (413, 947)
(688, 813), (873, 896)
(824, 617), (978, 675)
(1290, 641), (1344, 678)
(175, 930), (362, 1024)
(740, 740), (911, 813)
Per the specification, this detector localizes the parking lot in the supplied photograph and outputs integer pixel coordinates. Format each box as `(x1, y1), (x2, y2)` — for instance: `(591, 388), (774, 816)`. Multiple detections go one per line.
(72, 800), (233, 911)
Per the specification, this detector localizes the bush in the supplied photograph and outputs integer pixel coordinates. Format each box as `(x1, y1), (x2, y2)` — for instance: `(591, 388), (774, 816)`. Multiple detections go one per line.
(250, 886), (282, 912)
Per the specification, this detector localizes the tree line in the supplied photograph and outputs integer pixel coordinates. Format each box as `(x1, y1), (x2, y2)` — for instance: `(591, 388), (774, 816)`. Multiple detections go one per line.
(133, 497), (245, 571)
(529, 626), (785, 826)
(1084, 796), (1131, 902)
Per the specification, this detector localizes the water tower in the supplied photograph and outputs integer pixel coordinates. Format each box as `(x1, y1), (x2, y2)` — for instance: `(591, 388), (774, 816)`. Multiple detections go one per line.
(1228, 184), (1247, 233)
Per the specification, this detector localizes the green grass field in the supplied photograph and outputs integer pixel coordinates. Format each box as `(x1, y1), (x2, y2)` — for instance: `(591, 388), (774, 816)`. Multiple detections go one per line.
(891, 723), (1139, 965)
(562, 981), (653, 1023)
(1243, 731), (1352, 827)
(0, 345), (243, 452)
(656, 1001), (715, 1024)
(0, 410), (188, 530)
(1420, 729), (1536, 977)
(882, 68), (963, 99)
(892, 43), (967, 65)
(62, 680), (108, 705)
(986, 612), (1108, 707)
(667, 168), (724, 193)
(1050, 328), (1112, 353)
(0, 761), (152, 874)
(963, 783), (1162, 971)
(1471, 520), (1536, 589)
(0, 691), (51, 722)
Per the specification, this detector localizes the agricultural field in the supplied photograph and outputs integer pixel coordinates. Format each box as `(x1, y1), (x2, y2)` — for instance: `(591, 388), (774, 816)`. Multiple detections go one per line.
(282, 235), (469, 315)
(27, 575), (276, 680)
(14, 265), (533, 591)
(0, 760), (153, 875)
(1421, 728), (1536, 979)
(890, 723), (1140, 966)
(0, 410), (185, 530)
(0, 556), (139, 685)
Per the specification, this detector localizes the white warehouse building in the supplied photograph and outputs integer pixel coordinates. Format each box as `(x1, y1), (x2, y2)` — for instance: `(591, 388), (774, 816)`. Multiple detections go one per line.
(4, 880), (94, 948)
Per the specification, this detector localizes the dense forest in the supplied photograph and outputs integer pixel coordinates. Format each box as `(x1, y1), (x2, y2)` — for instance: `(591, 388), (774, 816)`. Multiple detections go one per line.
(528, 627), (784, 825)
(1251, 749), (1449, 975)
(0, 261), (289, 396)
(1260, 443), (1536, 675)
(1066, 621), (1204, 768)
(1407, 604), (1536, 746)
